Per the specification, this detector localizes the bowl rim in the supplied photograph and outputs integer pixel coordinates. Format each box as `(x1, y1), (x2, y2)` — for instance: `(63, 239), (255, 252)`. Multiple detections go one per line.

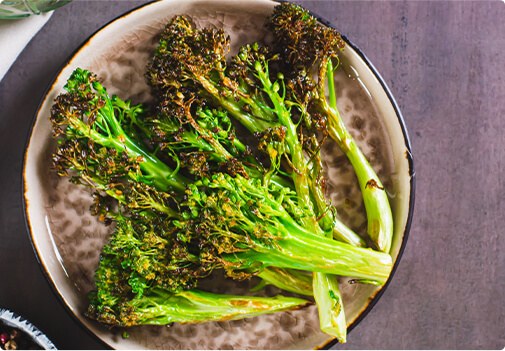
(0, 308), (58, 350)
(21, 1), (415, 349)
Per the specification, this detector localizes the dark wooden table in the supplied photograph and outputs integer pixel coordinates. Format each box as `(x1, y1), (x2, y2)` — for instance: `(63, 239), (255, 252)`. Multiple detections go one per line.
(1, 1), (504, 349)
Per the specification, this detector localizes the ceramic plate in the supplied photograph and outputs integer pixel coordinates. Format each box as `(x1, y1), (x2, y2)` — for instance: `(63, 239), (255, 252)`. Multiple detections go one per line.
(23, 0), (415, 349)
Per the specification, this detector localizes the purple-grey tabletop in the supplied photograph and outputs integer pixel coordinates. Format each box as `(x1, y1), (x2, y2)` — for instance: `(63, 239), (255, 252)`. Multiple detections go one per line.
(0, 1), (504, 349)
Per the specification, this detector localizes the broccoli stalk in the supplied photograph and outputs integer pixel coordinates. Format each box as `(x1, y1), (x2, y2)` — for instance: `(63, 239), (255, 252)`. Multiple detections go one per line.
(53, 138), (182, 220)
(89, 288), (310, 326)
(313, 273), (346, 342)
(252, 267), (313, 296)
(267, 2), (394, 253)
(326, 59), (394, 253)
(185, 173), (392, 284)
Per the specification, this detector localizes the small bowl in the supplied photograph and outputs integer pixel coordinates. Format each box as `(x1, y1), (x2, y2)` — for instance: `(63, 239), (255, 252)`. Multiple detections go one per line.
(0, 309), (56, 350)
(23, 0), (415, 349)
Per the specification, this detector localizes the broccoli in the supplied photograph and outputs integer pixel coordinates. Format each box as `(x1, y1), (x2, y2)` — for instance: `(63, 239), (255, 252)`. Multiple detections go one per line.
(51, 68), (189, 194)
(266, 2), (394, 254)
(86, 217), (310, 326)
(51, 67), (392, 331)
(182, 173), (392, 282)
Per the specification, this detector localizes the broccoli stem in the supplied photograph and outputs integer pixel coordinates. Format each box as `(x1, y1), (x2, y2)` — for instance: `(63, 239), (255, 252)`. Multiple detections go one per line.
(253, 267), (313, 296)
(305, 138), (349, 342)
(108, 288), (310, 326)
(325, 60), (394, 253)
(252, 59), (352, 341)
(199, 173), (392, 284)
(58, 70), (189, 194)
(196, 73), (274, 133)
(313, 273), (347, 343)
(305, 135), (367, 247)
(333, 220), (367, 247)
(68, 115), (185, 195)
(225, 231), (392, 284)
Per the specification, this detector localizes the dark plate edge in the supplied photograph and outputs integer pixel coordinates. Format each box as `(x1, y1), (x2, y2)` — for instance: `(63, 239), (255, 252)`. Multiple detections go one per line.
(20, 0), (416, 350)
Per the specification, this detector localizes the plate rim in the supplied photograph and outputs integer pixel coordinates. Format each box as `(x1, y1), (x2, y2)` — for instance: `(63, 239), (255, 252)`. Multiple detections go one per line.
(20, 0), (415, 349)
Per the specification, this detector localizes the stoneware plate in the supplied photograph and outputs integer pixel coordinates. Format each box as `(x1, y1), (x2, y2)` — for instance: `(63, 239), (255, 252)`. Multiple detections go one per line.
(0, 309), (57, 349)
(23, 0), (415, 349)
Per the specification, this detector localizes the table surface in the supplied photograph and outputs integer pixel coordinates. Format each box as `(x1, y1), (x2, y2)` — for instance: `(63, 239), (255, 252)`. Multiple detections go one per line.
(1, 1), (504, 349)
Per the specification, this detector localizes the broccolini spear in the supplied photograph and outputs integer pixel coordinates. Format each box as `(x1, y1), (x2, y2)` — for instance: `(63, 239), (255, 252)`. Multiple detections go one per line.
(86, 217), (311, 326)
(53, 137), (182, 221)
(182, 173), (392, 282)
(266, 2), (394, 254)
(83, 172), (391, 327)
(50, 68), (189, 194)
(146, 16), (275, 134)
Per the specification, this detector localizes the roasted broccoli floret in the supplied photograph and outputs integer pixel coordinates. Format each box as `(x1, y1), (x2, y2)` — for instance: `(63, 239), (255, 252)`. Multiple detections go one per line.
(51, 68), (189, 194)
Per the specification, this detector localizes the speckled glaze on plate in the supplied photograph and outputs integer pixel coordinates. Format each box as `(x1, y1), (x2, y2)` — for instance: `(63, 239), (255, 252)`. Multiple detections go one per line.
(23, 0), (415, 349)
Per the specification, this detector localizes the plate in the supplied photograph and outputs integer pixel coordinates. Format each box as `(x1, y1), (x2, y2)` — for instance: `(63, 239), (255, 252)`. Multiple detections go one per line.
(23, 0), (415, 349)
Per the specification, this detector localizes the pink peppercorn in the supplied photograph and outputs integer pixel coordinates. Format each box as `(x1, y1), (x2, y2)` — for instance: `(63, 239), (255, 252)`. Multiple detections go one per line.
(0, 333), (9, 344)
